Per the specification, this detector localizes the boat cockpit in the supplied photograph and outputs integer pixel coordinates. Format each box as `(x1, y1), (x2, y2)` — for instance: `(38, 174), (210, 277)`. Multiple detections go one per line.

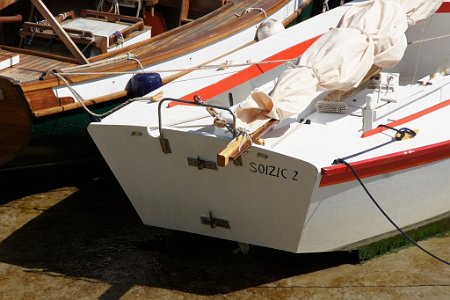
(0, 0), (223, 63)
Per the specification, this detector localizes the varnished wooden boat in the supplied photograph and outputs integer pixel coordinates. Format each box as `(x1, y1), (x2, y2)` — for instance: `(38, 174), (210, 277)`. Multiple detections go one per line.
(0, 0), (312, 165)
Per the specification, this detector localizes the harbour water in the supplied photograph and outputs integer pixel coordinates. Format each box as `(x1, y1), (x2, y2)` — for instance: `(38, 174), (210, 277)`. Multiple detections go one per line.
(0, 148), (449, 299)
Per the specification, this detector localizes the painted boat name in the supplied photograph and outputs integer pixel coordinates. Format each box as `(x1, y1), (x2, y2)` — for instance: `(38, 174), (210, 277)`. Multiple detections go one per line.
(249, 162), (299, 181)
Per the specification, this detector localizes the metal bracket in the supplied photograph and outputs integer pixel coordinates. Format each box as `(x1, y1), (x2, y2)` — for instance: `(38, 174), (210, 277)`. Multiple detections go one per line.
(200, 211), (230, 229)
(156, 97), (239, 153)
(187, 156), (217, 170)
(159, 138), (171, 153)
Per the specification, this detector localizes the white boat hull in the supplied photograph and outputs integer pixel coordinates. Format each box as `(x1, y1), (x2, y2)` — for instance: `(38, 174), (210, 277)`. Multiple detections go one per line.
(89, 1), (450, 253)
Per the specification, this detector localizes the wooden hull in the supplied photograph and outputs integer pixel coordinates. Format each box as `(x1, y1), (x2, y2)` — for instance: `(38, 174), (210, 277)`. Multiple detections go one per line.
(0, 0), (309, 165)
(0, 77), (32, 164)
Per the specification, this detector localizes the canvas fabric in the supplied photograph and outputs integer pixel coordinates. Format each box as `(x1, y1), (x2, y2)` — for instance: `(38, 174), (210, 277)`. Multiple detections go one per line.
(235, 0), (444, 131)
(399, 0), (444, 25)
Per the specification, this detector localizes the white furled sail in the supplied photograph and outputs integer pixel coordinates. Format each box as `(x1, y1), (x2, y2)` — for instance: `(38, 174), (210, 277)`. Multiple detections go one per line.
(399, 0), (443, 25)
(337, 0), (408, 69)
(235, 0), (444, 130)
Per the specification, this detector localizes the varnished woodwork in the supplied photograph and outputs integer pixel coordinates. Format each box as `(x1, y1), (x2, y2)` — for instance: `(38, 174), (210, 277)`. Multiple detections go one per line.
(33, 90), (128, 117)
(217, 119), (278, 167)
(26, 88), (66, 112)
(0, 14), (22, 23)
(18, 0), (293, 93)
(0, 46), (79, 64)
(0, 77), (32, 165)
(179, 0), (192, 25)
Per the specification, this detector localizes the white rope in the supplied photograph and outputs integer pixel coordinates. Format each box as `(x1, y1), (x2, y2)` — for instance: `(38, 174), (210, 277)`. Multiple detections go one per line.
(237, 129), (252, 152)
(55, 58), (296, 77)
(323, 0), (330, 12)
(147, 115), (214, 131)
(136, 0), (143, 18)
(59, 53), (138, 72)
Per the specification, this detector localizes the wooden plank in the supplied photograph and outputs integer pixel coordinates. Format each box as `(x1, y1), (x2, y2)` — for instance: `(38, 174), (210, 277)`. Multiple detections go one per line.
(0, 45), (79, 64)
(217, 119), (279, 167)
(179, 0), (192, 25)
(30, 0), (89, 64)
(281, 0), (313, 26)
(33, 90), (129, 117)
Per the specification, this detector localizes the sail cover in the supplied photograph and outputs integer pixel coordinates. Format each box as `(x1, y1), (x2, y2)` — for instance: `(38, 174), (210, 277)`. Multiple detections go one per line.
(399, 0), (444, 25)
(235, 0), (444, 130)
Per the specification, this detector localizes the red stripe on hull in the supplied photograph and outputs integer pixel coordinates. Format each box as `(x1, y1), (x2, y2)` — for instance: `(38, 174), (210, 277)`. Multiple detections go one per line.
(169, 36), (320, 106)
(320, 140), (450, 187)
(362, 100), (450, 138)
(437, 2), (450, 13)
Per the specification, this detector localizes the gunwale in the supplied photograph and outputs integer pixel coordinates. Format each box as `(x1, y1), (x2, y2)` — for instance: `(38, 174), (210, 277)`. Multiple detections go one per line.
(0, 0), (293, 92)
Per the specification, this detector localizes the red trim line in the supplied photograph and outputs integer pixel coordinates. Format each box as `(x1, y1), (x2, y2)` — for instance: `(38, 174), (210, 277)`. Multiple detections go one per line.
(362, 100), (450, 138)
(168, 35), (320, 107)
(437, 2), (450, 13)
(320, 140), (450, 187)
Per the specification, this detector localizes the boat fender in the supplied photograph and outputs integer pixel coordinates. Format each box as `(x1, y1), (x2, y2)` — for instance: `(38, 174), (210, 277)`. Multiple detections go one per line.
(127, 73), (163, 98)
(255, 19), (285, 41)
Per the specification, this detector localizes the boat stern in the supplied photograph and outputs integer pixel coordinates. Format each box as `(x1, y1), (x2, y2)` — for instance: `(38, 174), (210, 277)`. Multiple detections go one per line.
(89, 118), (320, 253)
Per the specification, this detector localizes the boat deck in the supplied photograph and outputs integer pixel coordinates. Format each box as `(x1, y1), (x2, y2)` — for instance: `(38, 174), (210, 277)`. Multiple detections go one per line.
(0, 49), (74, 82)
(0, 0), (286, 83)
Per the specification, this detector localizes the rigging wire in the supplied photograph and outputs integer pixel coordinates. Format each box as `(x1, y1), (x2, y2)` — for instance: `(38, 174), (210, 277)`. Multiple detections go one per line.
(55, 58), (296, 77)
(333, 158), (450, 266)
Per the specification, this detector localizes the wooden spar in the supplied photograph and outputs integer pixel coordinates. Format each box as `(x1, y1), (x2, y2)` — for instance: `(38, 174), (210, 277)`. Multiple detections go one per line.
(281, 0), (313, 27)
(217, 119), (278, 167)
(323, 65), (381, 101)
(0, 15), (22, 23)
(30, 0), (89, 65)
